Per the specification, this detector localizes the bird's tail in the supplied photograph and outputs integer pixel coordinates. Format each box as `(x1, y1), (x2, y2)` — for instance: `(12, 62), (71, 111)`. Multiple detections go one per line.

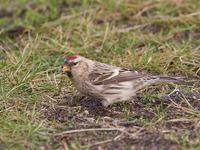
(157, 76), (194, 86)
(135, 76), (195, 91)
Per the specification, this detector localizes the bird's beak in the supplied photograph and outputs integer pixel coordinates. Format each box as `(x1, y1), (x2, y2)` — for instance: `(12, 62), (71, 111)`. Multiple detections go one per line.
(62, 64), (71, 73)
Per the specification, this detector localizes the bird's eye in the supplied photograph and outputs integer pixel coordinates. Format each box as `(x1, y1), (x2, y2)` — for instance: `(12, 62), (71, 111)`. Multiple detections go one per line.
(71, 62), (79, 67)
(73, 62), (78, 66)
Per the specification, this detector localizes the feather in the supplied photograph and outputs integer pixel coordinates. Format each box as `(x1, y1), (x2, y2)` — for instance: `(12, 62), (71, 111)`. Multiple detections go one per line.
(88, 62), (148, 85)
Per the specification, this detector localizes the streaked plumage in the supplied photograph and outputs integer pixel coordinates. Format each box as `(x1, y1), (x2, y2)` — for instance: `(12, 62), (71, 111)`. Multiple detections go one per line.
(62, 55), (184, 107)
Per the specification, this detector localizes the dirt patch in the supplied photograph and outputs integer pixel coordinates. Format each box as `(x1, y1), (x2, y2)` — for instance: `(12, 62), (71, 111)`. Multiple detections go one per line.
(102, 132), (180, 150)
(42, 90), (200, 149)
(164, 91), (200, 111)
(51, 130), (180, 150)
(172, 29), (200, 44)
(6, 26), (29, 38)
(142, 23), (169, 34)
(0, 9), (13, 17)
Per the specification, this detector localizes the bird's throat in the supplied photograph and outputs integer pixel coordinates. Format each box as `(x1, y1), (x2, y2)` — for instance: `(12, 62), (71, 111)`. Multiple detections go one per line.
(67, 71), (73, 78)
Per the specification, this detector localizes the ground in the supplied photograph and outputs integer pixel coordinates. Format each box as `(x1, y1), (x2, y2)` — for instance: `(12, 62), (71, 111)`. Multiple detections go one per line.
(0, 0), (200, 150)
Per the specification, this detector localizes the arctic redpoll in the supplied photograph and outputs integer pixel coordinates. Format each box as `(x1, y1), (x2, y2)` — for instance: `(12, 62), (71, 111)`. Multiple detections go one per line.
(62, 55), (185, 107)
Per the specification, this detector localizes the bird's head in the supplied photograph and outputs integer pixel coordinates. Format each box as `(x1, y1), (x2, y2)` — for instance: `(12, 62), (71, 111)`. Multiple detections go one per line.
(62, 55), (91, 79)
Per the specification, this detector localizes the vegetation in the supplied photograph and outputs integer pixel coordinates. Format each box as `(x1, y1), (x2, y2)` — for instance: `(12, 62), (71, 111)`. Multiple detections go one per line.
(0, 0), (200, 149)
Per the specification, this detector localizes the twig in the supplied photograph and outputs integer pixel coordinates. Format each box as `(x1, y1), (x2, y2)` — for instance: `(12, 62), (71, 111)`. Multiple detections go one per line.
(112, 23), (149, 34)
(166, 118), (198, 123)
(83, 139), (114, 148)
(62, 140), (69, 150)
(134, 2), (158, 18)
(169, 99), (200, 117)
(83, 132), (124, 148)
(130, 127), (145, 138)
(179, 91), (194, 109)
(168, 87), (179, 97)
(54, 127), (124, 136)
(151, 11), (200, 21)
(180, 11), (200, 18)
(196, 67), (200, 78)
(44, 94), (57, 102)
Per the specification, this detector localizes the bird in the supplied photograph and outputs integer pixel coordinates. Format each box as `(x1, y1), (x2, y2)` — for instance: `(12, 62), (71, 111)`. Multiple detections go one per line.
(62, 55), (186, 107)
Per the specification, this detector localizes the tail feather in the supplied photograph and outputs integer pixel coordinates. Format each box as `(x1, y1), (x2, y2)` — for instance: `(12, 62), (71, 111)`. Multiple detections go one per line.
(135, 76), (195, 91)
(158, 76), (194, 86)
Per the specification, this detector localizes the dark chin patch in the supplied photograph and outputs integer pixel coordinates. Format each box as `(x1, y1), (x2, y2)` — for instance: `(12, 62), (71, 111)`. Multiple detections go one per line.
(67, 72), (73, 78)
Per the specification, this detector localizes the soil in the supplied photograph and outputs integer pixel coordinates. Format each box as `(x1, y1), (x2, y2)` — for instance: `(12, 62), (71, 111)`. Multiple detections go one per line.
(43, 90), (200, 150)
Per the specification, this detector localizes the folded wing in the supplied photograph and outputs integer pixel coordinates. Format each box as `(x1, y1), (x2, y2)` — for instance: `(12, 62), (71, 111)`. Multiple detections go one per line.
(89, 62), (149, 85)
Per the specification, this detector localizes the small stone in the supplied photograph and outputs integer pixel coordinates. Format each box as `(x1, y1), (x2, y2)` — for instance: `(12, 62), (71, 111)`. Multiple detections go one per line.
(84, 110), (89, 115)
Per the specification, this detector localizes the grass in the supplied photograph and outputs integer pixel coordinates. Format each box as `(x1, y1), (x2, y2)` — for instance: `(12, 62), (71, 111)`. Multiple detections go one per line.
(0, 0), (200, 149)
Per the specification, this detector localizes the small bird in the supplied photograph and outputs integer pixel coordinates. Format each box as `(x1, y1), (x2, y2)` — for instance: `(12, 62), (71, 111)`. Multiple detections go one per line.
(62, 55), (185, 107)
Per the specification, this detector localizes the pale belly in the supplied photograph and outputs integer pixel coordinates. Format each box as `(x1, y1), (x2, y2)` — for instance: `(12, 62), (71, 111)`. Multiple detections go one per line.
(73, 80), (136, 106)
